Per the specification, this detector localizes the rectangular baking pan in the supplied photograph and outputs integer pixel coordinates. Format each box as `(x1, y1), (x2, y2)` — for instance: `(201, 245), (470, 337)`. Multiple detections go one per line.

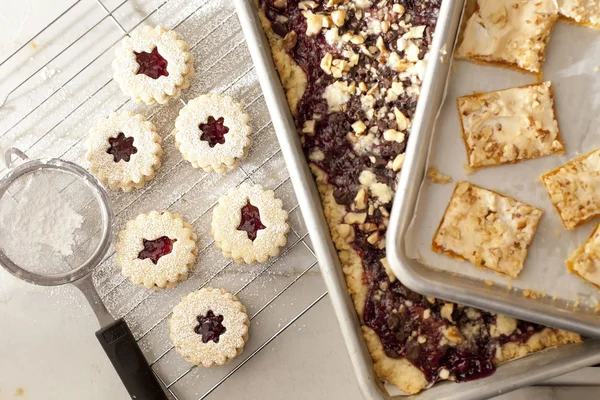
(385, 5), (600, 337)
(234, 0), (600, 399)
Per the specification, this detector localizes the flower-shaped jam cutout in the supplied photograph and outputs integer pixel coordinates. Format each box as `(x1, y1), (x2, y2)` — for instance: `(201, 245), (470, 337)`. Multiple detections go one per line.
(138, 236), (177, 264)
(107, 132), (138, 162)
(134, 47), (169, 79)
(194, 310), (226, 343)
(200, 116), (229, 148)
(237, 202), (266, 241)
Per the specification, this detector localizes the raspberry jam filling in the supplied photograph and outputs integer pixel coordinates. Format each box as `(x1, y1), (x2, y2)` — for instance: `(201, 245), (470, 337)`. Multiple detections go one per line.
(261, 0), (545, 384)
(194, 310), (226, 343)
(107, 132), (138, 163)
(134, 47), (169, 79)
(237, 202), (266, 241)
(138, 236), (177, 264)
(200, 116), (230, 148)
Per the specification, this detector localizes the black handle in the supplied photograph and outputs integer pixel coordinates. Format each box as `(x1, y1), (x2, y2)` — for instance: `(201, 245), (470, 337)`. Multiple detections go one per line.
(96, 318), (168, 400)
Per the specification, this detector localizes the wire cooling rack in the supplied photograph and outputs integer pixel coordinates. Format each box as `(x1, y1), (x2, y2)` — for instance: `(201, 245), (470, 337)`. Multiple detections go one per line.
(0, 0), (328, 398)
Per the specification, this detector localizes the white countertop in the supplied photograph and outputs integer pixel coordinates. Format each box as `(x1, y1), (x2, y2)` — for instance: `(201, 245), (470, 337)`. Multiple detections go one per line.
(0, 1), (599, 399)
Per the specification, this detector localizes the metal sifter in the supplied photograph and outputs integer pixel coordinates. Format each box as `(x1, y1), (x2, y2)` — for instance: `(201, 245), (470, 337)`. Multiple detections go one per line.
(0, 148), (167, 400)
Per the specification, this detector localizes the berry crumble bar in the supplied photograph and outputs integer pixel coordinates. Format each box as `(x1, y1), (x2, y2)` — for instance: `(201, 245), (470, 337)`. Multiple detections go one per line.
(258, 0), (580, 394)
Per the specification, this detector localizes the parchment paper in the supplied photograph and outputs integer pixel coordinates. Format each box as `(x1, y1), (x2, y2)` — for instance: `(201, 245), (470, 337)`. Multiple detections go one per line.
(406, 20), (600, 307)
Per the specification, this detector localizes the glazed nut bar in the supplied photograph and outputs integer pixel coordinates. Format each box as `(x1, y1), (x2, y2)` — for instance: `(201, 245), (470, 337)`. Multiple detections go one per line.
(433, 181), (543, 278)
(457, 82), (563, 168)
(258, 0), (581, 395)
(568, 223), (600, 289)
(456, 0), (559, 73)
(541, 148), (600, 230)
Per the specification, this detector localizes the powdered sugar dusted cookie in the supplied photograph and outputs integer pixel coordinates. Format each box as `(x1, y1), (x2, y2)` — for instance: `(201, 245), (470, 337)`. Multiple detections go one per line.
(86, 111), (163, 192)
(113, 25), (194, 104)
(175, 94), (252, 173)
(212, 184), (289, 264)
(116, 211), (198, 288)
(170, 288), (249, 367)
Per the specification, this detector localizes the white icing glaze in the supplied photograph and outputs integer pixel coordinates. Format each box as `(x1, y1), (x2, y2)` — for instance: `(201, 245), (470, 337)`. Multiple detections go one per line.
(169, 288), (249, 367)
(116, 211), (198, 288)
(456, 0), (559, 73)
(542, 148), (600, 230)
(113, 25), (194, 104)
(433, 181), (543, 278)
(458, 82), (563, 168)
(86, 111), (163, 192)
(211, 184), (289, 264)
(175, 94), (252, 173)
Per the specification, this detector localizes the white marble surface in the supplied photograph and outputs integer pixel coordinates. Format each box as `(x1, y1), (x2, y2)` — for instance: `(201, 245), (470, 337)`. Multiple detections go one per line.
(0, 1), (599, 399)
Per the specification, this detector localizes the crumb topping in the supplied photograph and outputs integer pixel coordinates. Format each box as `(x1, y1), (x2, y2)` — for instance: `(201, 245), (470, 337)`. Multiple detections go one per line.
(568, 223), (600, 288)
(558, 0), (600, 27)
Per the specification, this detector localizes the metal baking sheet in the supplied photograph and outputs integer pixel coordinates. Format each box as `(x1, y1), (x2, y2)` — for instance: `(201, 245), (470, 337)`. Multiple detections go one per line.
(236, 0), (600, 399)
(388, 4), (600, 338)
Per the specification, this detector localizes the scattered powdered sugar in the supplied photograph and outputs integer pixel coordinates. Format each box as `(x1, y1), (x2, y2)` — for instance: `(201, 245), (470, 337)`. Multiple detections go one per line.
(39, 67), (59, 81)
(0, 172), (83, 273)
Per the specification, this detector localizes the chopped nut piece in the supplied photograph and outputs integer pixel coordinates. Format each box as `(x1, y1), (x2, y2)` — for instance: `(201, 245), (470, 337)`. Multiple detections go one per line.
(367, 231), (380, 245)
(344, 212), (368, 225)
(298, 0), (318, 10)
(392, 4), (405, 15)
(394, 108), (409, 131)
(302, 11), (326, 36)
(273, 0), (287, 8)
(302, 120), (316, 135)
(443, 326), (464, 344)
(440, 303), (454, 322)
(354, 188), (367, 210)
(320, 53), (333, 74)
(392, 153), (405, 171)
(283, 31), (298, 50)
(352, 120), (367, 135)
(383, 129), (405, 143)
(336, 223), (352, 238)
(331, 9), (347, 27)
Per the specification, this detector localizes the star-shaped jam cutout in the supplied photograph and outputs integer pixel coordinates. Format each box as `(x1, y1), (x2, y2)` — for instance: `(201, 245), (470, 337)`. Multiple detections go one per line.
(107, 132), (138, 163)
(200, 116), (229, 148)
(137, 236), (177, 265)
(237, 201), (266, 241)
(194, 310), (226, 343)
(134, 47), (169, 79)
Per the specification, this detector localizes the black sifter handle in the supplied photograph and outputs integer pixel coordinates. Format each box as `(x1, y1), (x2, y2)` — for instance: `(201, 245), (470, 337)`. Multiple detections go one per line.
(96, 318), (168, 400)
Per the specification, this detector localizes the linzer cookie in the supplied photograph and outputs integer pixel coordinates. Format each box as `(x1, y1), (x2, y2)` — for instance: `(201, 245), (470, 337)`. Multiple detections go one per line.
(211, 184), (289, 264)
(170, 288), (250, 367)
(86, 112), (163, 192)
(175, 94), (252, 173)
(433, 181), (543, 278)
(457, 82), (564, 169)
(541, 149), (600, 230)
(456, 0), (559, 73)
(116, 211), (198, 288)
(113, 25), (194, 104)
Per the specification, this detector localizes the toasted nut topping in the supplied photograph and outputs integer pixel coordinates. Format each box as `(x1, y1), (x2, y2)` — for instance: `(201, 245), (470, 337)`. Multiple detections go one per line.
(331, 9), (347, 27)
(344, 212), (367, 225)
(336, 223), (351, 238)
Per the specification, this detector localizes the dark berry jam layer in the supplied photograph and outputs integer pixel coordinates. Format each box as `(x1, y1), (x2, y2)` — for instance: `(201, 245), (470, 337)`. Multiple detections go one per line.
(261, 0), (545, 384)
(107, 132), (137, 163)
(200, 116), (230, 148)
(138, 236), (176, 265)
(237, 202), (266, 241)
(195, 310), (227, 343)
(135, 47), (169, 79)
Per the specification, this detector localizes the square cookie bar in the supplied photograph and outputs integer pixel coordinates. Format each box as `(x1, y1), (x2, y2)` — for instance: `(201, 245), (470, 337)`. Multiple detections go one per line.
(457, 82), (564, 168)
(558, 0), (600, 28)
(541, 149), (600, 230)
(568, 222), (600, 289)
(456, 0), (559, 73)
(433, 181), (543, 278)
